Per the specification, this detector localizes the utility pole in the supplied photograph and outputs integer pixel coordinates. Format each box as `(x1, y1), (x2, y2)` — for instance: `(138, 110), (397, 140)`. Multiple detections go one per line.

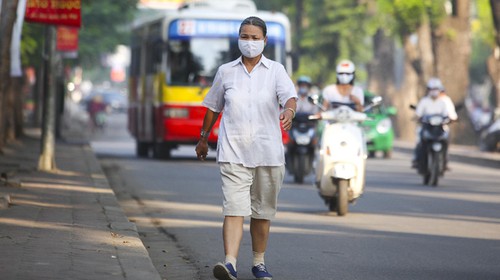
(38, 26), (57, 171)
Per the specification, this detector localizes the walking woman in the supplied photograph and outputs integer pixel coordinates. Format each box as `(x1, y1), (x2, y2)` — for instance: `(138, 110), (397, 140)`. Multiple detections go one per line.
(195, 16), (297, 280)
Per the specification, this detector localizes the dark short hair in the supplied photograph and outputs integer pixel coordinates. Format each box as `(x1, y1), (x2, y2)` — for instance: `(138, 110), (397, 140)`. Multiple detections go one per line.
(239, 16), (267, 37)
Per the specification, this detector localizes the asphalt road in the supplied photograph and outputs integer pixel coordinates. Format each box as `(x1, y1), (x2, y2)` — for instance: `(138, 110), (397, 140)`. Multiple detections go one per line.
(93, 113), (500, 280)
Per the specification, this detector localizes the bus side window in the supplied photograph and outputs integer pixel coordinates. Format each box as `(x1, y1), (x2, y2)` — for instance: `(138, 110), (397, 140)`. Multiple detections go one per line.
(146, 40), (162, 75)
(153, 41), (164, 73)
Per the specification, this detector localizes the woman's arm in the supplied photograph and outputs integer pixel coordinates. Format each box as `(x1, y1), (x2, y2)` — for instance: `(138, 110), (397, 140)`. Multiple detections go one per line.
(195, 109), (220, 161)
(280, 98), (297, 131)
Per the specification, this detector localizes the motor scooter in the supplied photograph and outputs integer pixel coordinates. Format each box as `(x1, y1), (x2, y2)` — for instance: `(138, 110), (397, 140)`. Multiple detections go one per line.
(309, 96), (381, 216)
(416, 114), (450, 186)
(286, 112), (317, 183)
(480, 109), (500, 152)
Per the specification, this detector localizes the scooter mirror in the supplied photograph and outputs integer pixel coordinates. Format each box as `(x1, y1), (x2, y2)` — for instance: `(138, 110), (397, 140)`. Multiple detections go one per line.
(308, 95), (319, 105)
(363, 95), (383, 112)
(371, 96), (383, 105)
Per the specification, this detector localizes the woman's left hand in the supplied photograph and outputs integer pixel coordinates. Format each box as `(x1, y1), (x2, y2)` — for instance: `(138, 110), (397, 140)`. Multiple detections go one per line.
(280, 110), (294, 131)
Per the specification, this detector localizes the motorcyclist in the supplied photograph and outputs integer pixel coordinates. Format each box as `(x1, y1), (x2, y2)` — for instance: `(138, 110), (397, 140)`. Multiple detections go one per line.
(321, 59), (364, 112)
(285, 76), (318, 178)
(87, 94), (107, 130)
(296, 75), (319, 114)
(412, 77), (456, 168)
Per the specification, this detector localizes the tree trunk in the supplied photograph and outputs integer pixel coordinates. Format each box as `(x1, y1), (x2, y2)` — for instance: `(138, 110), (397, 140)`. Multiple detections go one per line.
(487, 53), (500, 110)
(294, 0), (303, 55)
(418, 16), (435, 83)
(489, 0), (500, 109)
(13, 76), (24, 138)
(38, 26), (57, 171)
(393, 36), (421, 141)
(434, 0), (473, 144)
(0, 0), (20, 149)
(391, 18), (436, 142)
(367, 29), (396, 100)
(5, 77), (17, 141)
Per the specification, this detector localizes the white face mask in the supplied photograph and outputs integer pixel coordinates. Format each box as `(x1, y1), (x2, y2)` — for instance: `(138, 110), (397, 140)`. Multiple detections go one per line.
(298, 87), (309, 96)
(238, 39), (265, 58)
(429, 89), (440, 98)
(337, 73), (354, 84)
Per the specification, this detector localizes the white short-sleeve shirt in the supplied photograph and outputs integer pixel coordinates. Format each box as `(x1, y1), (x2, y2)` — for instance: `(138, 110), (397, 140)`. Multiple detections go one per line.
(202, 55), (297, 168)
(440, 95), (458, 121)
(415, 96), (450, 118)
(322, 84), (365, 105)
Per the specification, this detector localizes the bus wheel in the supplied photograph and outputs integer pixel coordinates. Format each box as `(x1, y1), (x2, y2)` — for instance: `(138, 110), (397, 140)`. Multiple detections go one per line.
(153, 143), (171, 159)
(136, 141), (149, 158)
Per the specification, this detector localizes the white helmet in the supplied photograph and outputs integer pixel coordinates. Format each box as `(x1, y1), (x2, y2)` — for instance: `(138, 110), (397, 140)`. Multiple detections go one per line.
(336, 60), (355, 84)
(336, 59), (355, 74)
(426, 77), (444, 90)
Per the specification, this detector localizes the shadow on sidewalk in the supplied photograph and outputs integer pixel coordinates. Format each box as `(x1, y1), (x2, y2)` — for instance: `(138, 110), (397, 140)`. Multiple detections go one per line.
(0, 125), (161, 279)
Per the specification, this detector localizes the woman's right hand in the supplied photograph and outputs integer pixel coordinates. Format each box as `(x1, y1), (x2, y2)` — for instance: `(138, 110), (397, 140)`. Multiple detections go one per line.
(195, 139), (209, 161)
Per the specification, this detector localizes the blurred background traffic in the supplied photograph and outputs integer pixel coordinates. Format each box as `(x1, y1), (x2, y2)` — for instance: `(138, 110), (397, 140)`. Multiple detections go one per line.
(1, 0), (499, 153)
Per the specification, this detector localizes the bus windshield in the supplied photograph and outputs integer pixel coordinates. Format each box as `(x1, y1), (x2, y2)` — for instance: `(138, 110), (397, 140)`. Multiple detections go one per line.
(167, 38), (285, 86)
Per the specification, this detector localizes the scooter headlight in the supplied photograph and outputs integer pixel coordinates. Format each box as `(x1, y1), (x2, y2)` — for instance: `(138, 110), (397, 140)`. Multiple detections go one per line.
(432, 142), (442, 152)
(293, 130), (311, 145)
(376, 118), (392, 134)
(429, 115), (444, 126)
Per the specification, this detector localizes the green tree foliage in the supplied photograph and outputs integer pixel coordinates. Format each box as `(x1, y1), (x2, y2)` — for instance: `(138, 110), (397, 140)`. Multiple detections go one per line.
(298, 0), (369, 85)
(253, 0), (288, 12)
(375, 0), (446, 38)
(470, 0), (494, 83)
(21, 1), (138, 69)
(20, 23), (44, 66)
(78, 0), (137, 68)
(255, 0), (370, 86)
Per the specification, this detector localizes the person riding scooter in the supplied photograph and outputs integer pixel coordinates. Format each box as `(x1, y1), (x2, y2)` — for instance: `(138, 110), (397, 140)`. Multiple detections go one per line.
(296, 76), (319, 115)
(286, 76), (318, 183)
(412, 77), (457, 169)
(310, 60), (374, 215)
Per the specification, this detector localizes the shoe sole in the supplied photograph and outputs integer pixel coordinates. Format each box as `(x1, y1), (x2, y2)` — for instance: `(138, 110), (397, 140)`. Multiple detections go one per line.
(213, 263), (237, 280)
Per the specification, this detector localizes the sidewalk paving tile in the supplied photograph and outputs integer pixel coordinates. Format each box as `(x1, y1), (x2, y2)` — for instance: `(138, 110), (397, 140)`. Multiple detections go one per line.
(0, 128), (161, 280)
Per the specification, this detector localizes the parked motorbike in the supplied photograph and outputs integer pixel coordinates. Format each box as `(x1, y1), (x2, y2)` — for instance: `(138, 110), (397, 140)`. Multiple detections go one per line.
(286, 112), (317, 183)
(309, 96), (381, 216)
(416, 114), (450, 186)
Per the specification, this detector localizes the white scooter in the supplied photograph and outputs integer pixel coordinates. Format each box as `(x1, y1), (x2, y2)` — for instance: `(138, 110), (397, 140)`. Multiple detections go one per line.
(309, 96), (381, 216)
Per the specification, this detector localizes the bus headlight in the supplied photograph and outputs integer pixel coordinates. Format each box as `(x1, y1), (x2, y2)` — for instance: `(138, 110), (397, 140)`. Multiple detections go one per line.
(164, 108), (189, 118)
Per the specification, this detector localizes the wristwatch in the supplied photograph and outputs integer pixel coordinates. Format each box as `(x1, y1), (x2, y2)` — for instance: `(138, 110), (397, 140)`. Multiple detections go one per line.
(200, 130), (209, 139)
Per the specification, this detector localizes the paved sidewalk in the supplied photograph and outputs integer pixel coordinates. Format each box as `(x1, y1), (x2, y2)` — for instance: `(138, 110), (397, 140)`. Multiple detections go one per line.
(0, 127), (162, 280)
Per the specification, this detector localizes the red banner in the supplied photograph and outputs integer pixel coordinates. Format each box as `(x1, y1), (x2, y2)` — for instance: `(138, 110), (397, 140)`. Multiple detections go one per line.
(56, 26), (78, 51)
(25, 0), (81, 27)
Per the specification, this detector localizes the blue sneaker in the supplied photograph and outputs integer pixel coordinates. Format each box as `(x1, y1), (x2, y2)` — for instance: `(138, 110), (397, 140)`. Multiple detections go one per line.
(252, 263), (272, 280)
(213, 262), (237, 280)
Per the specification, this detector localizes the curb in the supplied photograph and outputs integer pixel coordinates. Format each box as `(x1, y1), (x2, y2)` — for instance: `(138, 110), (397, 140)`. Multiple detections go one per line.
(81, 143), (163, 280)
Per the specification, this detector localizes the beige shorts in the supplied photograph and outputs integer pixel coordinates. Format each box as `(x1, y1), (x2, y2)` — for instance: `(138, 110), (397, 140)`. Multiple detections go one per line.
(219, 163), (285, 220)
